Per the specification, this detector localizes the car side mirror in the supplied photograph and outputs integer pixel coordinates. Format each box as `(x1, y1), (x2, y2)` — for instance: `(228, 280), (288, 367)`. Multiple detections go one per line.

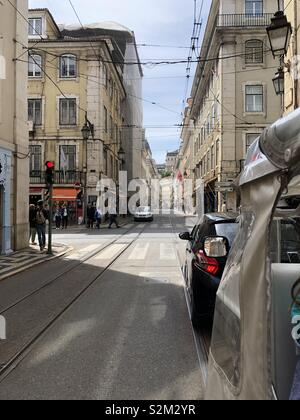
(203, 236), (229, 258)
(179, 232), (192, 241)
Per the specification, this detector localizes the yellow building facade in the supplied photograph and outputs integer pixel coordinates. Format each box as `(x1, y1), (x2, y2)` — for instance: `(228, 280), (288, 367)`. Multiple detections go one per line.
(0, 0), (29, 253)
(284, 0), (300, 113)
(28, 9), (126, 221)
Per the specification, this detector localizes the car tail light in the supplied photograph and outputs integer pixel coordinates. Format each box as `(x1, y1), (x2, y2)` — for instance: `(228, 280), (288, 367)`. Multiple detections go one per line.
(195, 250), (219, 276)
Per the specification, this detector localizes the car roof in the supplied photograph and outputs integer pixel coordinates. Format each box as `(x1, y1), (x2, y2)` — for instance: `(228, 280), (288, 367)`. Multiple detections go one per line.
(203, 212), (238, 223)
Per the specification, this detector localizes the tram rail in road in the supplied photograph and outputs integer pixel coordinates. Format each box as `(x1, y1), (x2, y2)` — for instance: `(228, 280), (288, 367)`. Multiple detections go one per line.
(0, 223), (149, 381)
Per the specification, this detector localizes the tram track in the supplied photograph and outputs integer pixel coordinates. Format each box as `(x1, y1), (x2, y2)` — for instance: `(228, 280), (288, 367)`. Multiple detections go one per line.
(0, 223), (148, 381)
(0, 223), (137, 315)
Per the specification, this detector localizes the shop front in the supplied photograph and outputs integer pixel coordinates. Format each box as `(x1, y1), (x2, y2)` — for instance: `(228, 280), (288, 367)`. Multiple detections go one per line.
(53, 187), (82, 224)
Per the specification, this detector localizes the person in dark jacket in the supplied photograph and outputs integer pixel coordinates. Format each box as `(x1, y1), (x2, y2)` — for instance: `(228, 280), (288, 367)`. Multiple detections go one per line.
(35, 200), (48, 251)
(29, 204), (37, 245)
(108, 212), (120, 229)
(87, 205), (96, 229)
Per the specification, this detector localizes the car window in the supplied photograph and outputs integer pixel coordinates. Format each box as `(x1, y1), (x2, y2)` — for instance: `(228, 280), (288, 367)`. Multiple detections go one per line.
(215, 223), (239, 247)
(270, 218), (300, 263)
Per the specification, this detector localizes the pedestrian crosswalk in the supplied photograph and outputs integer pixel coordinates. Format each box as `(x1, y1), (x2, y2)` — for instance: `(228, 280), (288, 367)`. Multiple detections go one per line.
(92, 241), (180, 264)
(128, 243), (150, 260)
(95, 244), (127, 260)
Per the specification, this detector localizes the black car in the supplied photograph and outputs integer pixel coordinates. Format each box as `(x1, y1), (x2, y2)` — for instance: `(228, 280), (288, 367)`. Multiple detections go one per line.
(179, 213), (238, 328)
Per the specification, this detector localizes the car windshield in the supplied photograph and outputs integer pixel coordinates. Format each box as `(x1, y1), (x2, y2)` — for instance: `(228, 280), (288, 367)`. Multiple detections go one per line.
(215, 223), (239, 247)
(137, 207), (150, 213)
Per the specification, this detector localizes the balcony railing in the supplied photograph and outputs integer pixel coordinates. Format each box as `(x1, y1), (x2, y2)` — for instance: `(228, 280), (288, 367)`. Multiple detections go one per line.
(217, 13), (273, 28)
(30, 171), (85, 185)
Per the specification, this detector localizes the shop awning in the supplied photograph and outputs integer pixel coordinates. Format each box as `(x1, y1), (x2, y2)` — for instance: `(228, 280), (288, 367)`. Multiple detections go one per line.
(53, 188), (77, 201)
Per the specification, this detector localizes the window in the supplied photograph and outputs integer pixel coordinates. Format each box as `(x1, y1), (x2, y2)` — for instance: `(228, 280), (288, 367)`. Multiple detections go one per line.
(28, 99), (42, 126)
(216, 140), (220, 166)
(110, 116), (113, 139)
(245, 85), (263, 112)
(104, 107), (108, 132)
(246, 133), (259, 153)
(28, 54), (42, 78)
(245, 0), (263, 15)
(103, 65), (108, 89)
(28, 18), (42, 36)
(60, 55), (77, 78)
(29, 145), (42, 172)
(211, 145), (215, 169)
(60, 145), (76, 171)
(103, 149), (108, 175)
(59, 99), (77, 126)
(245, 40), (263, 64)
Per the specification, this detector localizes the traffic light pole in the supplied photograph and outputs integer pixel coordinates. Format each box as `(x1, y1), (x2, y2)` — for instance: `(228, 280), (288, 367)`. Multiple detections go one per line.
(47, 184), (53, 255)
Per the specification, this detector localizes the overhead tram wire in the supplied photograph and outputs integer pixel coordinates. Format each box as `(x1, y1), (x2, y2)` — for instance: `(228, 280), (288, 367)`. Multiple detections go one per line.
(182, 0), (204, 115)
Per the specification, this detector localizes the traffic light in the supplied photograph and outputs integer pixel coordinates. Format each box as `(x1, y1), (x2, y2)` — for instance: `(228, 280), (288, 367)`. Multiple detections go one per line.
(45, 161), (55, 186)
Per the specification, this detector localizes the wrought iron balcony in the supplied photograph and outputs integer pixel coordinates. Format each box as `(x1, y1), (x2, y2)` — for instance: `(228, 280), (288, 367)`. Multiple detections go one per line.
(217, 14), (274, 28)
(30, 171), (85, 185)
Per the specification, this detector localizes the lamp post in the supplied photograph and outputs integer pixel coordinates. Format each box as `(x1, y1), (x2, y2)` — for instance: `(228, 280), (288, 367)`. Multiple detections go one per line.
(267, 3), (292, 100)
(267, 5), (292, 59)
(273, 67), (285, 96)
(81, 113), (94, 224)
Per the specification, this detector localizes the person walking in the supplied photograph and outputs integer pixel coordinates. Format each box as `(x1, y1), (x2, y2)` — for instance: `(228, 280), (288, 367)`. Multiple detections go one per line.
(108, 212), (120, 229)
(62, 205), (69, 229)
(35, 200), (48, 251)
(55, 207), (62, 229)
(87, 205), (96, 229)
(95, 208), (102, 229)
(29, 204), (37, 245)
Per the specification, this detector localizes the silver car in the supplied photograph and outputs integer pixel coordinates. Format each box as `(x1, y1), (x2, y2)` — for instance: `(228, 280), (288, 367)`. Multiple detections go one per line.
(134, 206), (153, 222)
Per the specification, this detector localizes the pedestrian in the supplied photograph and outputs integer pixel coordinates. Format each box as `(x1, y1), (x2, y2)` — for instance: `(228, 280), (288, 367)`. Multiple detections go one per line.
(29, 204), (37, 245)
(35, 200), (48, 251)
(62, 205), (69, 229)
(108, 212), (120, 229)
(87, 205), (96, 229)
(55, 207), (62, 229)
(95, 208), (102, 229)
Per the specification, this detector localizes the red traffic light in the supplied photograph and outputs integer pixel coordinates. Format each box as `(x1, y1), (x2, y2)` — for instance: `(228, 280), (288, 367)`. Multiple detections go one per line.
(45, 161), (54, 169)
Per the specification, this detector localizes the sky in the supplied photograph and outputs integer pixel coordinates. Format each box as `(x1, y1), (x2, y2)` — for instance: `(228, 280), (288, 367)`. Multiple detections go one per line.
(28, 0), (211, 164)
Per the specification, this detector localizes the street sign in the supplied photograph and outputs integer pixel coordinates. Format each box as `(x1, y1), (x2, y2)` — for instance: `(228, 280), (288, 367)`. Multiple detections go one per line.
(215, 182), (233, 188)
(215, 187), (234, 193)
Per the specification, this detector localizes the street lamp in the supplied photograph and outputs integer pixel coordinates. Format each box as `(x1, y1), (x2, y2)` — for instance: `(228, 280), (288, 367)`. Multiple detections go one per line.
(273, 67), (285, 96)
(81, 113), (95, 224)
(118, 145), (125, 163)
(267, 8), (292, 58)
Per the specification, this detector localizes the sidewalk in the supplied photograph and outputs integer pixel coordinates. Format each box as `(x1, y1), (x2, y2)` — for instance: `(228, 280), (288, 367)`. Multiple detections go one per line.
(0, 243), (71, 282)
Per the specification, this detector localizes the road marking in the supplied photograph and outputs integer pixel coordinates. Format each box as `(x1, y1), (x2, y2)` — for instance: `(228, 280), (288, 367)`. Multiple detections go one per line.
(95, 244), (127, 260)
(160, 244), (176, 260)
(128, 243), (149, 260)
(138, 224), (146, 228)
(78, 244), (100, 253)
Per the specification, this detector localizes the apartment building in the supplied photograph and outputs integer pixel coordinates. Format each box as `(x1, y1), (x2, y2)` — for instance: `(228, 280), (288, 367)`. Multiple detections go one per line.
(165, 150), (179, 174)
(28, 9), (145, 219)
(284, 0), (300, 113)
(0, 0), (29, 253)
(180, 0), (282, 212)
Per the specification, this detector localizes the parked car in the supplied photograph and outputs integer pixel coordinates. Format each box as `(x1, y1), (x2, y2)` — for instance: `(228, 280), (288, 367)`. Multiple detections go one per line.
(134, 206), (154, 222)
(179, 213), (238, 328)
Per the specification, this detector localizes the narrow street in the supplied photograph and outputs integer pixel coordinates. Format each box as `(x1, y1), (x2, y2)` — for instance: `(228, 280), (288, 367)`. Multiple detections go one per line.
(0, 215), (205, 400)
